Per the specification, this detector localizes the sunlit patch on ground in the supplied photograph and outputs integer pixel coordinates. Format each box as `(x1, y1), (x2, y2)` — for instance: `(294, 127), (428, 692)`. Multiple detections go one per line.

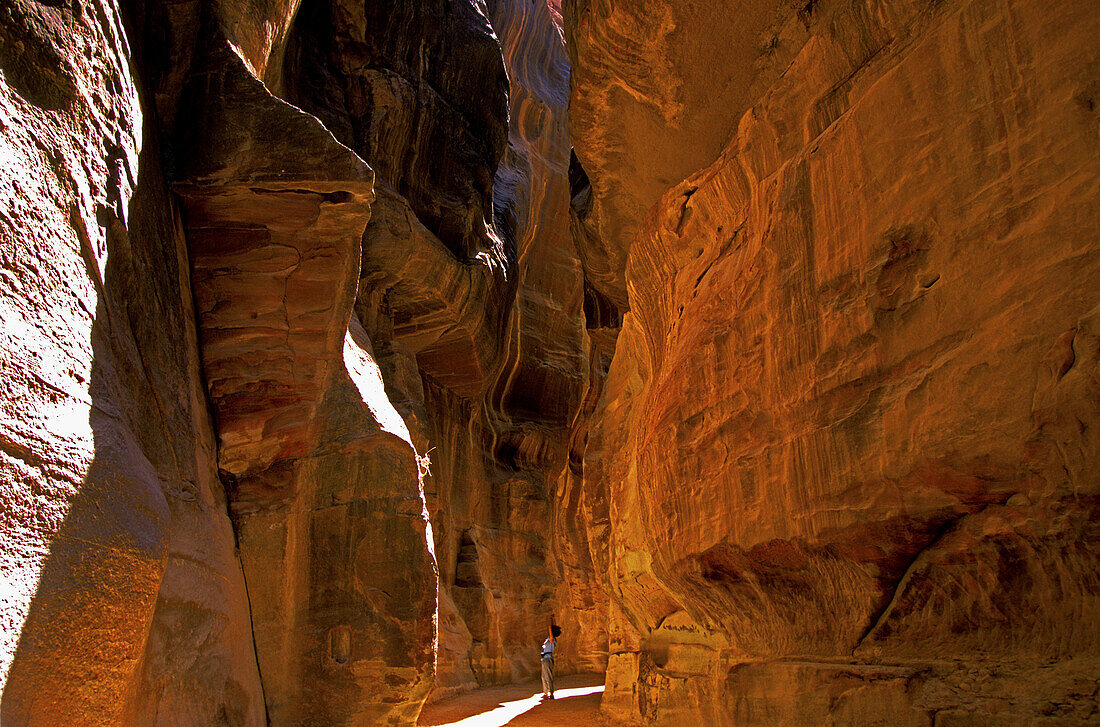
(419, 675), (607, 727)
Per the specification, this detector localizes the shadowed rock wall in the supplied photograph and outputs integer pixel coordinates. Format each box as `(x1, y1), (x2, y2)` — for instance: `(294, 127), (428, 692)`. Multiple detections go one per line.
(2, 0), (591, 724)
(176, 38), (437, 727)
(284, 0), (593, 699)
(0, 0), (460, 723)
(564, 0), (1100, 724)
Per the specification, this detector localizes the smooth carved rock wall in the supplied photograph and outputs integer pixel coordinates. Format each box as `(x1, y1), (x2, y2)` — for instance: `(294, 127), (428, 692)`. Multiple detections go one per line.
(286, 0), (591, 698)
(1, 0), (591, 723)
(566, 0), (1100, 724)
(419, 0), (593, 692)
(564, 0), (783, 311)
(170, 5), (438, 724)
(425, 0), (593, 693)
(489, 0), (611, 678)
(0, 0), (264, 724)
(1, 0), (441, 724)
(287, 0), (511, 265)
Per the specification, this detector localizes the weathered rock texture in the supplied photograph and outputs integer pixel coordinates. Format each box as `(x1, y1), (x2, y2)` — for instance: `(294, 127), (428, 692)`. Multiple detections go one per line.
(0, 0), (458, 723)
(2, 0), (590, 724)
(564, 0), (1100, 724)
(172, 17), (438, 723)
(284, 0), (594, 699)
(0, 1), (264, 724)
(7, 0), (1095, 724)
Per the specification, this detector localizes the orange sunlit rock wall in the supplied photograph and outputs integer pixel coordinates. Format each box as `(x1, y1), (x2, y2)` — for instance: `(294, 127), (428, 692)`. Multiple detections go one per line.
(0, 1), (267, 723)
(3, 0), (1098, 723)
(565, 0), (1100, 723)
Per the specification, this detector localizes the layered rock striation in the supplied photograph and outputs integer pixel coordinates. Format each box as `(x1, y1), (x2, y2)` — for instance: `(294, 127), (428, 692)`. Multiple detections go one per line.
(0, 0), (264, 723)
(173, 14), (437, 721)
(565, 0), (1100, 724)
(2, 0), (589, 723)
(3, 0), (1098, 724)
(284, 0), (592, 698)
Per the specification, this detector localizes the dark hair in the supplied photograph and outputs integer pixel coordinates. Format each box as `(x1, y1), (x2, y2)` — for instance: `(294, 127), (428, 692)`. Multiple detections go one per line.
(551, 625), (562, 638)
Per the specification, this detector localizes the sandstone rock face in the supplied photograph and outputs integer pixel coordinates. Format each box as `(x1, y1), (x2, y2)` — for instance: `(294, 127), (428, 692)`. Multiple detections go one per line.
(565, 0), (1100, 724)
(286, 0), (593, 699)
(565, 0), (782, 311)
(0, 1), (263, 724)
(0, 0), (440, 723)
(286, 0), (510, 266)
(5, 0), (590, 723)
(170, 4), (439, 724)
(6, 0), (1094, 724)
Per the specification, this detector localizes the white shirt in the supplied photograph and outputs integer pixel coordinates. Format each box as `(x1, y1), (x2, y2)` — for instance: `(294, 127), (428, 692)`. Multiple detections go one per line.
(541, 637), (555, 658)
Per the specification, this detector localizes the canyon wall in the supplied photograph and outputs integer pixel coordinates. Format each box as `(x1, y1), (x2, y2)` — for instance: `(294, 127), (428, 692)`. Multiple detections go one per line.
(4, 0), (1097, 724)
(0, 0), (265, 723)
(1, 0), (587, 723)
(283, 0), (592, 697)
(564, 0), (1100, 724)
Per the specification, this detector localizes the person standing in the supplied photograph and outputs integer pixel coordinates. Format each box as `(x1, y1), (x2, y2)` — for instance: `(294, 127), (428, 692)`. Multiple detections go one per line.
(541, 613), (560, 700)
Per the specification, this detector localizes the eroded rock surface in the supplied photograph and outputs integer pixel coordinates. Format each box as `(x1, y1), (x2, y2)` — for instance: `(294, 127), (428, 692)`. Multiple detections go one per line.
(564, 0), (1100, 724)
(0, 0), (439, 724)
(170, 5), (439, 724)
(0, 1), (264, 723)
(4, 0), (1097, 724)
(285, 0), (592, 699)
(5, 0), (587, 722)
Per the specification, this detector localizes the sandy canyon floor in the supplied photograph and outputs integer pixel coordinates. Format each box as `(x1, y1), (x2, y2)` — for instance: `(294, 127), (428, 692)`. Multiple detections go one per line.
(418, 674), (608, 727)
